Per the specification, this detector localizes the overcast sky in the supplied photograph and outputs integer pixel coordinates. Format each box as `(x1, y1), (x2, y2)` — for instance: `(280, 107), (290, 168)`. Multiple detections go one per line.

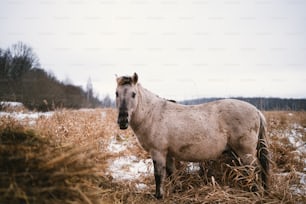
(1, 0), (305, 100)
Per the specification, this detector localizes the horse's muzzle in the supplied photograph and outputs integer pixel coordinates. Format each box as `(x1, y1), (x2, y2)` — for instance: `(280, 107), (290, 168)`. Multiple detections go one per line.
(119, 121), (129, 130)
(118, 112), (129, 130)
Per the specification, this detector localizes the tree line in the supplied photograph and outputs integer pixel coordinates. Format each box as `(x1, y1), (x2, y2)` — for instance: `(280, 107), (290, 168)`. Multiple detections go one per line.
(181, 97), (306, 111)
(0, 42), (108, 111)
(1, 42), (304, 111)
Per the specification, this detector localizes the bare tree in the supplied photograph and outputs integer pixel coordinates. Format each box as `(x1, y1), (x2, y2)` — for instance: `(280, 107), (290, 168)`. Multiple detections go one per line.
(8, 42), (40, 79)
(86, 77), (93, 102)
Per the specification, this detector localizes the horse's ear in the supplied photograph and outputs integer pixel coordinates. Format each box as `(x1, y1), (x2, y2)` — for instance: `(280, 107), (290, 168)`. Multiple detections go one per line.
(115, 74), (120, 84)
(132, 73), (138, 84)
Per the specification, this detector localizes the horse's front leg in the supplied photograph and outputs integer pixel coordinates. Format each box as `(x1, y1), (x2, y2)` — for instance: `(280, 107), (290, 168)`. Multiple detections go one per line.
(151, 150), (166, 199)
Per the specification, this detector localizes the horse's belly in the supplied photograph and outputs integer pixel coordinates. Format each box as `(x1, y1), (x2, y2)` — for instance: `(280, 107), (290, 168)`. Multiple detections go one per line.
(169, 140), (227, 162)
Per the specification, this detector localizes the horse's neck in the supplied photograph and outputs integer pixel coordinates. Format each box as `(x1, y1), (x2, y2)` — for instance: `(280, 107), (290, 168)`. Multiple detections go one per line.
(139, 84), (160, 106)
(130, 84), (161, 131)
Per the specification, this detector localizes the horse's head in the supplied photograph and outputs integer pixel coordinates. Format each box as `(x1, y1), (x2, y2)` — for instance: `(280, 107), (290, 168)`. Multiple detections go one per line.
(115, 73), (139, 130)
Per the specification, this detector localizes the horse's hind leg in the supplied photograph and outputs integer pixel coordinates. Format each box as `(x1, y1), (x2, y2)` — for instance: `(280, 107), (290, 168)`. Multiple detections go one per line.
(231, 133), (258, 166)
(236, 151), (256, 166)
(166, 154), (175, 178)
(166, 154), (176, 194)
(232, 143), (259, 191)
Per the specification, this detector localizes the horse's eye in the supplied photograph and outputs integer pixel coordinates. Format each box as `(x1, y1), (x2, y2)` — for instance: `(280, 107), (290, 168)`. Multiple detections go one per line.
(132, 92), (136, 98)
(116, 91), (119, 98)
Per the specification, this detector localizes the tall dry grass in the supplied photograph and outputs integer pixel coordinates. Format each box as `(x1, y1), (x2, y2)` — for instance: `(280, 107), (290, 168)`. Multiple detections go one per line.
(0, 109), (305, 203)
(0, 113), (113, 204)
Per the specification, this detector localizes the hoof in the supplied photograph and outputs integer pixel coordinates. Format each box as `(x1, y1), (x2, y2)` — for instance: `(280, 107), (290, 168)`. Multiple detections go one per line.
(155, 193), (163, 199)
(251, 185), (258, 192)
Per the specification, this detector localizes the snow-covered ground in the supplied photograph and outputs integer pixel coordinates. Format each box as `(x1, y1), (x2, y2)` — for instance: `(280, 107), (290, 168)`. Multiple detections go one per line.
(0, 111), (54, 126)
(1, 107), (305, 194)
(108, 155), (153, 181)
(282, 122), (306, 195)
(105, 134), (153, 189)
(287, 123), (306, 155)
(105, 133), (201, 189)
(0, 111), (54, 120)
(0, 101), (54, 125)
(1, 101), (24, 107)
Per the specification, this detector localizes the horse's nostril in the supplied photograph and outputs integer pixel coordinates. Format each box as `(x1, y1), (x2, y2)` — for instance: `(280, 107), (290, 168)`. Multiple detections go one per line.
(118, 116), (129, 129)
(118, 117), (128, 123)
(118, 112), (129, 125)
(119, 111), (128, 118)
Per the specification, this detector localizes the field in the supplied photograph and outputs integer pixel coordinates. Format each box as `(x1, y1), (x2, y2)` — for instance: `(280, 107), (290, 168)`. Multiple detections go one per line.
(0, 104), (305, 203)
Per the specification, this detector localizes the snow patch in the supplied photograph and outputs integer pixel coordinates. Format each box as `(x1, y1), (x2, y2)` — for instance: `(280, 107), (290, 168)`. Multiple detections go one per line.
(107, 135), (129, 153)
(290, 172), (306, 195)
(187, 162), (201, 173)
(0, 111), (53, 125)
(1, 101), (24, 107)
(275, 172), (306, 196)
(108, 156), (153, 181)
(135, 183), (149, 190)
(287, 123), (306, 154)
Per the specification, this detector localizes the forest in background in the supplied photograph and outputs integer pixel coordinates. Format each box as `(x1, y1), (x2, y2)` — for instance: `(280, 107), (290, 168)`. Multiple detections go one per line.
(0, 42), (113, 111)
(1, 42), (305, 111)
(181, 97), (306, 111)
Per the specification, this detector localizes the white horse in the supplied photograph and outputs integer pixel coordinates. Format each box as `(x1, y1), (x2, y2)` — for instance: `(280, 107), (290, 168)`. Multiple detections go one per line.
(115, 73), (269, 199)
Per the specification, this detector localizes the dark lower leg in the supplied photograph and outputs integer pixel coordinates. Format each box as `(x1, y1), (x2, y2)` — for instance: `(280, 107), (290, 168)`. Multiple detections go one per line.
(153, 159), (166, 199)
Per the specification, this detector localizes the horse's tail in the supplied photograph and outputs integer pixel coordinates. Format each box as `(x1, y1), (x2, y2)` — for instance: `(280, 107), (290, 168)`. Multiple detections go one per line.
(257, 112), (270, 190)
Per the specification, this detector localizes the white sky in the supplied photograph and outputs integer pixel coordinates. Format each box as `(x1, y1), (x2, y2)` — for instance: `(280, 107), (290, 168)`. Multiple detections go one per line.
(1, 0), (305, 100)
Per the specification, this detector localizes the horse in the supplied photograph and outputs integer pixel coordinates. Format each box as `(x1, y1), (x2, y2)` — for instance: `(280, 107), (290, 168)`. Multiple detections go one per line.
(115, 73), (269, 199)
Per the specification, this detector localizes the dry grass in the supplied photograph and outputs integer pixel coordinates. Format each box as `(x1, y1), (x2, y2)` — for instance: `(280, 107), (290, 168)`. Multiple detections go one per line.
(0, 109), (305, 203)
(0, 116), (111, 204)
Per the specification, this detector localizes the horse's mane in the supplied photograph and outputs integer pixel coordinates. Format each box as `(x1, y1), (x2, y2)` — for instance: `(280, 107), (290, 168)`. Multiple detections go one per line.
(167, 99), (176, 103)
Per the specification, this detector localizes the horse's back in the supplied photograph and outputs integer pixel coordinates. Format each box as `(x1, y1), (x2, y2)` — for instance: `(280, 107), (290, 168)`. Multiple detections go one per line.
(173, 98), (261, 129)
